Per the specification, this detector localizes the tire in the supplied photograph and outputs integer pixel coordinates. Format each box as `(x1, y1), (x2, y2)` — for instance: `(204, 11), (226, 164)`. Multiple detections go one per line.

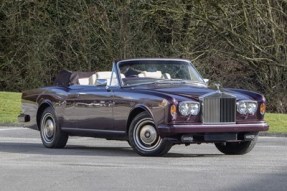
(128, 112), (172, 156)
(126, 140), (132, 147)
(215, 135), (258, 155)
(40, 107), (68, 148)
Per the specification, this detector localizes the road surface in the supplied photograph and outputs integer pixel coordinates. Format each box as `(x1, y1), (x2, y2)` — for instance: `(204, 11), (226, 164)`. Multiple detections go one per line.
(0, 127), (286, 191)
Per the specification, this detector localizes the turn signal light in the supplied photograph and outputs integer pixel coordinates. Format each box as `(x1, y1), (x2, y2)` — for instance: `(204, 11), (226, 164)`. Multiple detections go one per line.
(170, 104), (177, 116)
(260, 103), (266, 115)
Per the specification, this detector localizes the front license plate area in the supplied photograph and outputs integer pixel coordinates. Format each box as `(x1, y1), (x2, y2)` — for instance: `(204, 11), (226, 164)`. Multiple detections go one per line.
(204, 133), (237, 142)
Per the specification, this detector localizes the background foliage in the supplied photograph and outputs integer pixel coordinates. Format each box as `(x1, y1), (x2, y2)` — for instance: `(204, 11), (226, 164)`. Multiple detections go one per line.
(0, 0), (286, 112)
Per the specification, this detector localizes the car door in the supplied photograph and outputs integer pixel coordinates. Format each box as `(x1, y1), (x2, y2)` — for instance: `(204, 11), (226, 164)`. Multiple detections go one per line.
(63, 85), (114, 131)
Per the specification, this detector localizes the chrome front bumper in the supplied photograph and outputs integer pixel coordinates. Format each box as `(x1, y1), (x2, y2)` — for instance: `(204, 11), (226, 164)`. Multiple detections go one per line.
(158, 122), (269, 137)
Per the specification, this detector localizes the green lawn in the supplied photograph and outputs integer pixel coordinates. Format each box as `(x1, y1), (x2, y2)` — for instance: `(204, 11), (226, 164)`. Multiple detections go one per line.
(264, 113), (287, 133)
(0, 92), (286, 133)
(0, 92), (21, 124)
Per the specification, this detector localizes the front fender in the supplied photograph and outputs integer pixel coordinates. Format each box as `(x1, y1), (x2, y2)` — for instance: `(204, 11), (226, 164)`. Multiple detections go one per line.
(130, 100), (169, 128)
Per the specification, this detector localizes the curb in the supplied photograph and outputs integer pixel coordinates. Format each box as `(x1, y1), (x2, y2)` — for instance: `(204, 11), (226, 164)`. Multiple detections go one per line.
(0, 124), (286, 137)
(259, 132), (287, 137)
(0, 123), (22, 128)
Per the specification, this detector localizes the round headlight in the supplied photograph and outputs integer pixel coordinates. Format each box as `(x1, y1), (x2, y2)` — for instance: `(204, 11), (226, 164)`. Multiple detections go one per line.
(237, 102), (247, 114)
(237, 101), (258, 115)
(178, 101), (200, 116)
(190, 103), (200, 115)
(246, 102), (257, 115)
(178, 102), (190, 116)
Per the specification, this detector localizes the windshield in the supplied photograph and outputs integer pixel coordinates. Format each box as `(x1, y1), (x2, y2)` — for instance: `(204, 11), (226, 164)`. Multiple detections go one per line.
(118, 59), (205, 87)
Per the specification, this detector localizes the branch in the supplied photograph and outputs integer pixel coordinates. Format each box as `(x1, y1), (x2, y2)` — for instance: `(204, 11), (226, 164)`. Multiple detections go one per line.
(237, 54), (287, 68)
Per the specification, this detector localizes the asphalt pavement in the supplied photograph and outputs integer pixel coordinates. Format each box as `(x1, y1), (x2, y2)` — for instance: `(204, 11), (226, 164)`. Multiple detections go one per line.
(0, 127), (286, 191)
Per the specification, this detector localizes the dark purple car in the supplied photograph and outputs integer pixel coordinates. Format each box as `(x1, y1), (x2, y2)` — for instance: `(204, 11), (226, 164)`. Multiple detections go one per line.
(18, 58), (269, 156)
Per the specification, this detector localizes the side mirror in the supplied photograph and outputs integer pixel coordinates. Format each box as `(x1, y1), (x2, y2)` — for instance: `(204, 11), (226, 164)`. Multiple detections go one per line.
(203, 79), (209, 84)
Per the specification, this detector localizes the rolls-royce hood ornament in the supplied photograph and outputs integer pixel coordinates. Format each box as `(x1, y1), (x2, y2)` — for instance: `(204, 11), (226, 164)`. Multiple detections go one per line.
(214, 83), (222, 92)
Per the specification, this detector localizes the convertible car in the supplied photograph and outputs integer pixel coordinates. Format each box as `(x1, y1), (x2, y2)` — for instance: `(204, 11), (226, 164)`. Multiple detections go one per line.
(18, 58), (269, 156)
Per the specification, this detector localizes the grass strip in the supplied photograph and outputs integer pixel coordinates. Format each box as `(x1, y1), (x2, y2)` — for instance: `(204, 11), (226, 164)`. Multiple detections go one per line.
(264, 113), (287, 133)
(0, 91), (21, 123)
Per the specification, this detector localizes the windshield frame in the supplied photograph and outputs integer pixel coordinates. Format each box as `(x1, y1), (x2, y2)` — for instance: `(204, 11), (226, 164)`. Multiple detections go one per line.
(116, 58), (206, 88)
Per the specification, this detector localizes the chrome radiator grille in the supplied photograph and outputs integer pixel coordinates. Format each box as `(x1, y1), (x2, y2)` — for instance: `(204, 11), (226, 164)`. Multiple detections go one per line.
(202, 97), (236, 124)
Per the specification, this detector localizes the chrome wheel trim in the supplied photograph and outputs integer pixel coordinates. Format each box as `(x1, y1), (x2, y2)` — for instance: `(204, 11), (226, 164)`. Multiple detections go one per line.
(133, 118), (162, 152)
(41, 113), (56, 144)
(139, 125), (157, 145)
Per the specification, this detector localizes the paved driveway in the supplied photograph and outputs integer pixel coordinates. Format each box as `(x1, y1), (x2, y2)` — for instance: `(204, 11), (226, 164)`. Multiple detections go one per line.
(0, 127), (286, 191)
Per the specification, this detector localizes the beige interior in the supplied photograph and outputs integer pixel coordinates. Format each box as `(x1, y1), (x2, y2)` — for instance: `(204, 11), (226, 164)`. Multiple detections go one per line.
(77, 71), (125, 86)
(138, 71), (163, 78)
(87, 71), (112, 85)
(88, 74), (97, 85)
(78, 77), (90, 85)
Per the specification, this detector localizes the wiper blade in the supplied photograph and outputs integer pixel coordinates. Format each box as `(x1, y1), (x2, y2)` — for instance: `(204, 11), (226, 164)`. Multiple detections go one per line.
(124, 79), (187, 87)
(158, 79), (207, 86)
(154, 79), (187, 84)
(124, 81), (160, 87)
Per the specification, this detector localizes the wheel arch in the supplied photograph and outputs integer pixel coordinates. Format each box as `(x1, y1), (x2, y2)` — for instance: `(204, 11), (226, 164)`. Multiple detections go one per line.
(36, 100), (54, 130)
(126, 105), (154, 133)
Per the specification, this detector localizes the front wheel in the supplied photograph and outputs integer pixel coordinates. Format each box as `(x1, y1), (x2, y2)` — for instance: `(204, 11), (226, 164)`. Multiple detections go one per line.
(128, 112), (172, 156)
(40, 107), (68, 148)
(215, 135), (258, 155)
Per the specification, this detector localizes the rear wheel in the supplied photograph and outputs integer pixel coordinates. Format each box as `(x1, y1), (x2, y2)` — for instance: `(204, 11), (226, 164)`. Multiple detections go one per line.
(40, 107), (68, 148)
(215, 135), (258, 155)
(128, 112), (172, 156)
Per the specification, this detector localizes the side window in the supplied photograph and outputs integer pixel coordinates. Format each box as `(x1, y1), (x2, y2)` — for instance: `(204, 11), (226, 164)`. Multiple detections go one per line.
(109, 68), (119, 87)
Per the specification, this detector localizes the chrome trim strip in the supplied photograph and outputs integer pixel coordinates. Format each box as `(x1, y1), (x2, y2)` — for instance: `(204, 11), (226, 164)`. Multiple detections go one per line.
(61, 127), (126, 134)
(117, 58), (191, 63)
(172, 122), (268, 128)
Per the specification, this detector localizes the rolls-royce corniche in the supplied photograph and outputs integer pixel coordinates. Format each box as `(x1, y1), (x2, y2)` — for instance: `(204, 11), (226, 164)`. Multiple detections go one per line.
(18, 58), (269, 156)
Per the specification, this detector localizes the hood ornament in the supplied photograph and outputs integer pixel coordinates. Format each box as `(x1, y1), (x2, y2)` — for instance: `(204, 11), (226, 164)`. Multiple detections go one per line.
(214, 83), (222, 92)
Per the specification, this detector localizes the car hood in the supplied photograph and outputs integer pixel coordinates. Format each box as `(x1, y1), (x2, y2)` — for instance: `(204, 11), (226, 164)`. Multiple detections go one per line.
(131, 84), (254, 101)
